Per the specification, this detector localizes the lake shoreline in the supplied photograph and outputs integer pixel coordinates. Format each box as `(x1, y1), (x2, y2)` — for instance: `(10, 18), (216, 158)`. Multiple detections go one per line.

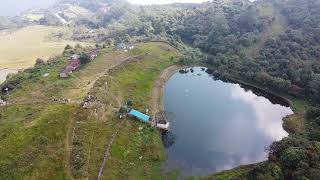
(151, 65), (183, 116)
(154, 65), (296, 177)
(154, 65), (293, 112)
(223, 75), (293, 108)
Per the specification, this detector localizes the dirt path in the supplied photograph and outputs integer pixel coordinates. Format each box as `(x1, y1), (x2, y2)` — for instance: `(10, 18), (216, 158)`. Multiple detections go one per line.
(150, 65), (181, 125)
(64, 51), (132, 179)
(96, 120), (124, 180)
(66, 43), (180, 179)
(65, 106), (76, 179)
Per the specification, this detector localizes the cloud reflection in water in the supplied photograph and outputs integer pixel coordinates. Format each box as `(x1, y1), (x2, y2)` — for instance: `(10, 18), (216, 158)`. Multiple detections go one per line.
(163, 67), (293, 177)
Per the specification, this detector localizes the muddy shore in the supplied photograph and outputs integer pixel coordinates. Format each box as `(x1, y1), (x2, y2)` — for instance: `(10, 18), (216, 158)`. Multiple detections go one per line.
(151, 65), (182, 116)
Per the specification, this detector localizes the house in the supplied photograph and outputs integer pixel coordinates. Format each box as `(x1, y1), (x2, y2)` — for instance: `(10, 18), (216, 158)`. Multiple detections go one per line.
(70, 54), (80, 60)
(89, 49), (99, 60)
(117, 43), (126, 49)
(60, 59), (81, 78)
(156, 122), (170, 131)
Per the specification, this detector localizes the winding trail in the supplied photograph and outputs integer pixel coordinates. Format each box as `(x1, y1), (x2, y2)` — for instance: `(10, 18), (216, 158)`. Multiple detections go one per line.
(96, 121), (124, 180)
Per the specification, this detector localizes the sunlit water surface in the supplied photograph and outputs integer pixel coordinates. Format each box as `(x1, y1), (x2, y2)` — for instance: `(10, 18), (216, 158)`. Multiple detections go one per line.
(163, 67), (293, 177)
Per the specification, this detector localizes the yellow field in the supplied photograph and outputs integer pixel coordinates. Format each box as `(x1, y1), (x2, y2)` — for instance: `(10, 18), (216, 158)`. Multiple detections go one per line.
(23, 14), (44, 21)
(0, 25), (89, 69)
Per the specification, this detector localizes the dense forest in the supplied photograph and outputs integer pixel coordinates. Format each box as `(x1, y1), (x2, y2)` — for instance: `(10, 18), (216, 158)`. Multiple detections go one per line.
(79, 0), (320, 101)
(2, 0), (320, 179)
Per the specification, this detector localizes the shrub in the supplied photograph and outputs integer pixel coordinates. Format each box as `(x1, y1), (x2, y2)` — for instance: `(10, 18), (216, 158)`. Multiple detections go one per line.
(248, 163), (284, 180)
(79, 53), (90, 64)
(64, 44), (72, 50)
(35, 58), (46, 66)
(280, 147), (306, 168)
(306, 107), (320, 120)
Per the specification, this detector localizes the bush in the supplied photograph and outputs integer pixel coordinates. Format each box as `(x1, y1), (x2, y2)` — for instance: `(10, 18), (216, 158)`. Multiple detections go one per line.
(309, 129), (320, 141)
(79, 53), (90, 64)
(306, 107), (320, 120)
(248, 163), (283, 180)
(280, 147), (306, 168)
(35, 58), (46, 66)
(64, 44), (72, 50)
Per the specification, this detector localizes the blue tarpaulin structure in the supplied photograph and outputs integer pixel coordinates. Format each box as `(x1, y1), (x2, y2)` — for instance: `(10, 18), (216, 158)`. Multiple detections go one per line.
(128, 109), (150, 122)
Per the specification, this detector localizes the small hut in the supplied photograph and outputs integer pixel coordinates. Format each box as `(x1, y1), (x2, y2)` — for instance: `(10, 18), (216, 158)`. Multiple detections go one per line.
(155, 111), (170, 131)
(89, 49), (99, 60)
(128, 109), (150, 123)
(60, 59), (81, 78)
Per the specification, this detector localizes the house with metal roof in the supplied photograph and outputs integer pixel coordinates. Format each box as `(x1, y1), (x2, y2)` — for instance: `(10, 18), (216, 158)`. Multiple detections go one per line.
(128, 109), (150, 123)
(60, 59), (81, 78)
(89, 49), (99, 60)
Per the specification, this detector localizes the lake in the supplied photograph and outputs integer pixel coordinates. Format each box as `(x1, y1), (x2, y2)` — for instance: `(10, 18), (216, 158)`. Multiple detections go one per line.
(162, 67), (293, 177)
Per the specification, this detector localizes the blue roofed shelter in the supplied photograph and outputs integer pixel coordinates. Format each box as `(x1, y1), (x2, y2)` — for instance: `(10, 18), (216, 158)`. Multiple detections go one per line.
(128, 109), (150, 123)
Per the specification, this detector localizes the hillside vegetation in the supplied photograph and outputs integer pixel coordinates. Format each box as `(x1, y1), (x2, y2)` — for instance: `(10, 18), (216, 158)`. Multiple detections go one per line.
(0, 42), (180, 179)
(66, 0), (320, 179)
(1, 0), (320, 179)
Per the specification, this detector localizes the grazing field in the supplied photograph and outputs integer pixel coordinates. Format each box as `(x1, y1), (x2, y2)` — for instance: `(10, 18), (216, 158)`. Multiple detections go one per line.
(0, 42), (180, 179)
(0, 25), (87, 69)
(69, 42), (180, 179)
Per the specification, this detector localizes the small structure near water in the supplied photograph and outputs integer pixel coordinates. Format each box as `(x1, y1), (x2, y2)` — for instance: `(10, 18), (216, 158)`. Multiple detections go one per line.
(155, 111), (170, 131)
(127, 109), (170, 131)
(119, 101), (170, 131)
(128, 109), (150, 123)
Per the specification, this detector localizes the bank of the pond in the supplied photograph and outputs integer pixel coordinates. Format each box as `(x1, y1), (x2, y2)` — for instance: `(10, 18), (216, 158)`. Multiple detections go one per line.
(224, 76), (292, 107)
(153, 65), (294, 112)
(151, 65), (183, 116)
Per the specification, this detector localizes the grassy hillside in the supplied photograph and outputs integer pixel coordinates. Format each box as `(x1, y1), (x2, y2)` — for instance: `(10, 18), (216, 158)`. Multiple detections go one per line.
(0, 42), (180, 179)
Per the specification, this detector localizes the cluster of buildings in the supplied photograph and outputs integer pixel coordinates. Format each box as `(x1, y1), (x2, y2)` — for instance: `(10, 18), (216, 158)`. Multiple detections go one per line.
(126, 108), (170, 131)
(60, 49), (99, 78)
(117, 43), (134, 52)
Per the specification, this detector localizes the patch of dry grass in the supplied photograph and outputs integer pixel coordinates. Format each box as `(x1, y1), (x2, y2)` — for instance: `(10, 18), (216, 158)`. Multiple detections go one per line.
(0, 25), (89, 69)
(283, 113), (306, 135)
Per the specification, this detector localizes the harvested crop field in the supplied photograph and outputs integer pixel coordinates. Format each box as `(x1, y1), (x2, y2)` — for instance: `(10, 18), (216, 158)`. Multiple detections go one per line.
(0, 25), (89, 69)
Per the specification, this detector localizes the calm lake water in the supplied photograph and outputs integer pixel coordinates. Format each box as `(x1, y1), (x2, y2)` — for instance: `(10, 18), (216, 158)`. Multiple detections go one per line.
(163, 67), (293, 177)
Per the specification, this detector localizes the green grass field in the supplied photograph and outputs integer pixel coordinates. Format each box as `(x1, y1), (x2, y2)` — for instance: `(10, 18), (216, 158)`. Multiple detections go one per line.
(69, 42), (180, 179)
(0, 42), (180, 179)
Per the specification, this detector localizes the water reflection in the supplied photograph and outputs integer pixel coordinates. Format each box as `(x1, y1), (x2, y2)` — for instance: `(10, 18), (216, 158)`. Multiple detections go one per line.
(163, 67), (293, 177)
(230, 86), (291, 141)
